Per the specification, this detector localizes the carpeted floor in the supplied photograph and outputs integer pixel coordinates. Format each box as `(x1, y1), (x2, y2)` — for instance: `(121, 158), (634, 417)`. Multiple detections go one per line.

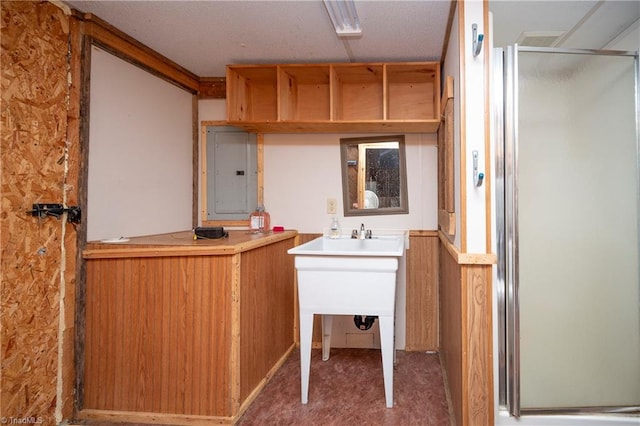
(237, 348), (453, 425)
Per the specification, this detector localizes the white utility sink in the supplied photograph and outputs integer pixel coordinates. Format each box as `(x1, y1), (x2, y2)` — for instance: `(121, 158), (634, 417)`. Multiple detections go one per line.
(287, 234), (406, 408)
(289, 235), (404, 257)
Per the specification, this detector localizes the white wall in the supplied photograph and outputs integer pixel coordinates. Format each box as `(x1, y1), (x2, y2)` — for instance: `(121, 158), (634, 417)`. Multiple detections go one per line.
(462, 0), (489, 253)
(88, 46), (193, 240)
(199, 100), (438, 234)
(264, 133), (437, 233)
(199, 98), (226, 121)
(442, 1), (490, 253)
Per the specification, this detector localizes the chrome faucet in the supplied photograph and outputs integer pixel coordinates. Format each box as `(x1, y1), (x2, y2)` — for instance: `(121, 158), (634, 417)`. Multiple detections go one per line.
(352, 224), (372, 239)
(358, 223), (373, 239)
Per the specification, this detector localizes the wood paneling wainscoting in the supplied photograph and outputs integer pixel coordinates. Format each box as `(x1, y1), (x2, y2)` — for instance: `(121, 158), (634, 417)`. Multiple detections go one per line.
(76, 229), (493, 426)
(80, 231), (296, 425)
(239, 240), (296, 403)
(439, 232), (495, 426)
(406, 231), (439, 351)
(83, 255), (233, 416)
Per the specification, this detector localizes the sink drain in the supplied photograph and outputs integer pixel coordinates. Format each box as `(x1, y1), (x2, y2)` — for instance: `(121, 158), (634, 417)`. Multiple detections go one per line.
(353, 315), (377, 331)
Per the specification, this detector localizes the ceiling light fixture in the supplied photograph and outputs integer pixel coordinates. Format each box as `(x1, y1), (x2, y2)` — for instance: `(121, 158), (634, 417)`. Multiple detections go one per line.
(323, 0), (362, 38)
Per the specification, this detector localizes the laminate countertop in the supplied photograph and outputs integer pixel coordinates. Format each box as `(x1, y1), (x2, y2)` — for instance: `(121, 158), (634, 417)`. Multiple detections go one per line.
(83, 229), (298, 259)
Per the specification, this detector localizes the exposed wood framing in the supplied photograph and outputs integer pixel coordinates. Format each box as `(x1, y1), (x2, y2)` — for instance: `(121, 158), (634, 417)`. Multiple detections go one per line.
(483, 0), (493, 254)
(70, 11), (91, 412)
(192, 94), (199, 227)
(77, 12), (199, 93)
(440, 0), (458, 66)
(458, 0), (468, 252)
(439, 209), (456, 239)
(64, 8), (84, 422)
(230, 253), (241, 415)
(199, 77), (227, 99)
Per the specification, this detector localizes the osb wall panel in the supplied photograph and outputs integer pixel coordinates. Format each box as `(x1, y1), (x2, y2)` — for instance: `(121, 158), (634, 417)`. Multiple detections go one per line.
(1, 1), (73, 423)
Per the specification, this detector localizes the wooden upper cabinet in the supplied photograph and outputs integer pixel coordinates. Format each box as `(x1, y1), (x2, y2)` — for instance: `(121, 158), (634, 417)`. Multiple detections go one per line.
(227, 65), (278, 122)
(226, 62), (440, 133)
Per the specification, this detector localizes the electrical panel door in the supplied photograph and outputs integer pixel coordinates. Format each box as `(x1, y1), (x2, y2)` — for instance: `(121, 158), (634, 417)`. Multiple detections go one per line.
(206, 126), (257, 221)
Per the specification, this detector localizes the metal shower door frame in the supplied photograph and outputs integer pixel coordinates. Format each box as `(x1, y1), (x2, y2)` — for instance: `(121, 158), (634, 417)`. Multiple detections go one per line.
(496, 44), (640, 418)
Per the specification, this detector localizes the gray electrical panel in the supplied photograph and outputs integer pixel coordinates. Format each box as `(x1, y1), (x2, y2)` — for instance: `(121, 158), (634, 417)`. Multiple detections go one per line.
(206, 126), (257, 221)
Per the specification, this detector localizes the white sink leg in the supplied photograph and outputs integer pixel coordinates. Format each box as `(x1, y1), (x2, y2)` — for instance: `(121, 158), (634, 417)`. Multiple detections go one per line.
(379, 315), (395, 408)
(300, 313), (314, 404)
(300, 312), (394, 408)
(321, 314), (333, 361)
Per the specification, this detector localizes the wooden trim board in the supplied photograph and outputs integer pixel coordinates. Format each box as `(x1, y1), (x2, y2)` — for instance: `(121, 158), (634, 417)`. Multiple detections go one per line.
(78, 12), (199, 92)
(439, 231), (496, 265)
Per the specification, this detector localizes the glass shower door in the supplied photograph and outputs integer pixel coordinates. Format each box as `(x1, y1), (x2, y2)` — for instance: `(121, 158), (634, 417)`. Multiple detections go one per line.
(502, 45), (640, 414)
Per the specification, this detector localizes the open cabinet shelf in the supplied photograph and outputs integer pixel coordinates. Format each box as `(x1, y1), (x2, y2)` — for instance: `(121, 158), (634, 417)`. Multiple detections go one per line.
(227, 65), (278, 122)
(279, 65), (331, 121)
(332, 64), (384, 121)
(387, 63), (439, 120)
(226, 62), (440, 133)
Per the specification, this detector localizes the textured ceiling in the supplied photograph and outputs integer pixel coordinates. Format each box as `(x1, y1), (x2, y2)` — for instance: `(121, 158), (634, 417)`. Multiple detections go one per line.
(491, 0), (639, 50)
(66, 0), (452, 77)
(65, 0), (639, 78)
